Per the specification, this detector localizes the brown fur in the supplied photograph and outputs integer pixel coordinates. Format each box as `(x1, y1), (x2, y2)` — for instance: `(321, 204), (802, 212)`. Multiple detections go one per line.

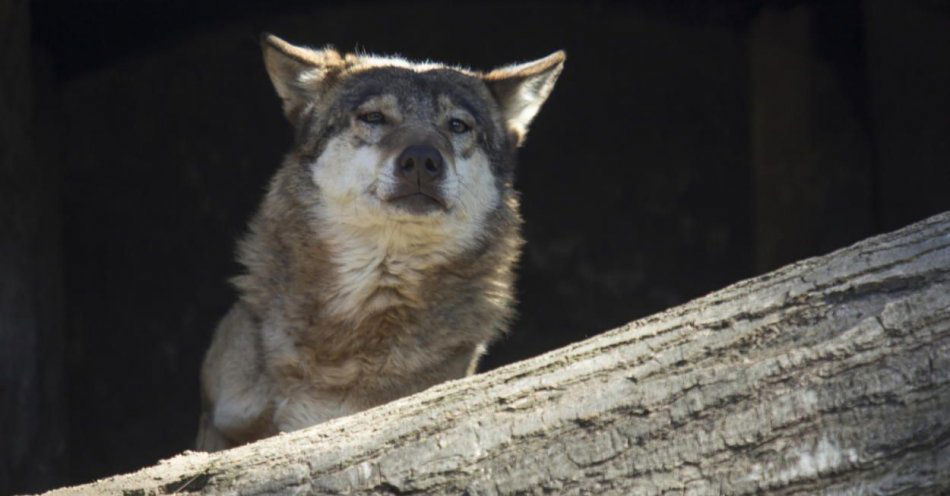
(196, 34), (563, 450)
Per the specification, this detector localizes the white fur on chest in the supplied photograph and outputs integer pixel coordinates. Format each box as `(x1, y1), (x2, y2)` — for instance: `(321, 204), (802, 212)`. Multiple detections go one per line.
(322, 224), (449, 322)
(316, 199), (490, 324)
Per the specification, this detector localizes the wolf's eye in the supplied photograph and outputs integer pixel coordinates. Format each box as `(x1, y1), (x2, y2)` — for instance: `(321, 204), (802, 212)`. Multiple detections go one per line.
(358, 112), (386, 125)
(448, 118), (471, 134)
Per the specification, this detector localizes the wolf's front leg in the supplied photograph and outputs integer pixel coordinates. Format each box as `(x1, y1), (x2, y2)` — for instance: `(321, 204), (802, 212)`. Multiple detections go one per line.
(198, 303), (278, 450)
(273, 389), (361, 432)
(195, 412), (233, 452)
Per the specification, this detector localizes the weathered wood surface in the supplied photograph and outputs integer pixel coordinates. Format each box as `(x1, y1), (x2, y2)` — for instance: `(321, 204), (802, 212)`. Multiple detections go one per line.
(44, 212), (950, 495)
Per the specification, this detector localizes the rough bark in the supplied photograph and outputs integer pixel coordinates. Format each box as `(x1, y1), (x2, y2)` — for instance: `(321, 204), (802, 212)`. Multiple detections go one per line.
(43, 211), (950, 495)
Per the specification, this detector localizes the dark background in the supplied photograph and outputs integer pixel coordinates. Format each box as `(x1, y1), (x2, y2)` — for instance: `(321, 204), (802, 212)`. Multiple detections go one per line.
(2, 0), (948, 493)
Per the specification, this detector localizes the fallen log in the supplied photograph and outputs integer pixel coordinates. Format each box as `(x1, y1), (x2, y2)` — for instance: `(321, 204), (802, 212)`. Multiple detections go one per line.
(45, 212), (950, 495)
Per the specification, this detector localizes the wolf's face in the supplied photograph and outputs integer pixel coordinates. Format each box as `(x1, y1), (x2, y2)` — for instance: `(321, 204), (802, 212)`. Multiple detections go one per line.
(310, 68), (504, 223)
(261, 35), (563, 256)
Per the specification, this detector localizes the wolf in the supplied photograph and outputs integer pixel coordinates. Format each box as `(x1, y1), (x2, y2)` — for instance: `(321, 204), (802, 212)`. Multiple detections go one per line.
(195, 34), (564, 451)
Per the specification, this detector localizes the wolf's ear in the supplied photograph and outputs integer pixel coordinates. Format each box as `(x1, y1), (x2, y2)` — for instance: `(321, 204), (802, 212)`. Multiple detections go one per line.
(261, 34), (343, 123)
(482, 50), (565, 146)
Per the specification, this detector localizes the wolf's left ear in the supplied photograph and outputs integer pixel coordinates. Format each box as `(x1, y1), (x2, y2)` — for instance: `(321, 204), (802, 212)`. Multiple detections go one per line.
(482, 50), (565, 146)
(261, 33), (343, 124)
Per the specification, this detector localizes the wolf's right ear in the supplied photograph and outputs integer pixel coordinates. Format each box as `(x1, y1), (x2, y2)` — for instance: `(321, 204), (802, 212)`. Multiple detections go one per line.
(261, 34), (343, 124)
(482, 51), (565, 146)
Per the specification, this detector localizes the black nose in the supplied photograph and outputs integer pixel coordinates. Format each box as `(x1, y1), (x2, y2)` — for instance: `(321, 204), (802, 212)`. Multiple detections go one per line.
(395, 144), (444, 184)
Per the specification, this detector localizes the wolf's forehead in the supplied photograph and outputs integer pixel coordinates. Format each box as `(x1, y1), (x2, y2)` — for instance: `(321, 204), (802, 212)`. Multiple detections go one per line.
(335, 67), (493, 123)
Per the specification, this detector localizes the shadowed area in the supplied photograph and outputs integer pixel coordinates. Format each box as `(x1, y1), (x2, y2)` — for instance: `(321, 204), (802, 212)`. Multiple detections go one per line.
(2, 0), (948, 492)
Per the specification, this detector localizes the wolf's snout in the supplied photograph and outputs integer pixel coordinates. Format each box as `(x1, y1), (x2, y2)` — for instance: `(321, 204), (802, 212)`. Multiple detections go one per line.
(395, 144), (445, 185)
(387, 144), (447, 213)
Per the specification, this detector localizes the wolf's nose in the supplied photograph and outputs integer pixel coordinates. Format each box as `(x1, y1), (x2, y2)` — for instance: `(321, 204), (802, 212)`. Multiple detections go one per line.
(395, 144), (444, 184)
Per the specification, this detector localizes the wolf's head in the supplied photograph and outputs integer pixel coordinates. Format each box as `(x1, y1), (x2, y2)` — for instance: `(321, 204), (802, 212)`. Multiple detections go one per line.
(260, 34), (562, 259)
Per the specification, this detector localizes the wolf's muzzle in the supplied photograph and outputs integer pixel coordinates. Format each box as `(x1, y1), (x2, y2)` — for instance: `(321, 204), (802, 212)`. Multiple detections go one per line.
(389, 144), (447, 213)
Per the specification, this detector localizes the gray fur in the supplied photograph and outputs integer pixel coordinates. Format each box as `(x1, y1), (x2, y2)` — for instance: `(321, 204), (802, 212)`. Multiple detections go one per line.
(196, 34), (564, 450)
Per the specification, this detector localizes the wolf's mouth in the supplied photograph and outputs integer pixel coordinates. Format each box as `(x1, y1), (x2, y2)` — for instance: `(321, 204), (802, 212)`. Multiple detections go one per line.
(387, 192), (447, 214)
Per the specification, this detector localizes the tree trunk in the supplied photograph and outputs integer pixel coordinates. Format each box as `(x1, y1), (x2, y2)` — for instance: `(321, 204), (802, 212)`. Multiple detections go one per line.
(43, 212), (950, 495)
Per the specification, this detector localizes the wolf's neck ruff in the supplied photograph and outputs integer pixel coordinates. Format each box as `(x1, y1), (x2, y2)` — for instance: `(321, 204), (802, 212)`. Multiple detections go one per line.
(318, 212), (473, 326)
